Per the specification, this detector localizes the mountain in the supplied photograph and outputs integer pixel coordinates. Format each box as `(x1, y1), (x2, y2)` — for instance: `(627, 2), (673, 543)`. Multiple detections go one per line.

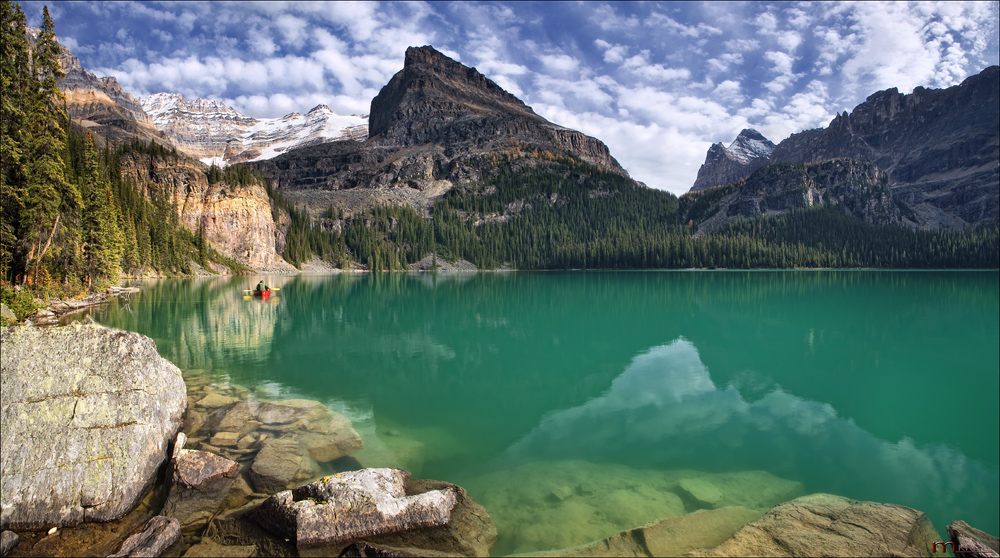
(35, 27), (169, 148)
(248, 45), (635, 217)
(690, 129), (775, 192)
(687, 159), (902, 235)
(140, 93), (368, 166)
(368, 45), (627, 174)
(688, 66), (999, 230)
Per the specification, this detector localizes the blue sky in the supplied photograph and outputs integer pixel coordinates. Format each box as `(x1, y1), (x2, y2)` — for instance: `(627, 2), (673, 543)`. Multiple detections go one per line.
(19, 1), (1000, 194)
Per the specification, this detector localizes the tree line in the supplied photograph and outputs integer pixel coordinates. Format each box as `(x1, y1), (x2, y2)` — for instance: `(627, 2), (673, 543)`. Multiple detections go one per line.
(261, 153), (997, 271)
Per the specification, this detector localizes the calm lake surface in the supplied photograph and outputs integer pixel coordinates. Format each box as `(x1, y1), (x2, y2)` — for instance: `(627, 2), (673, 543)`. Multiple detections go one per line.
(93, 271), (999, 554)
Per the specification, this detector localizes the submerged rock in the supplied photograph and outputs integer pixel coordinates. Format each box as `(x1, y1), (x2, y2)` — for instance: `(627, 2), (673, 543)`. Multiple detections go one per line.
(162, 450), (240, 535)
(107, 516), (181, 557)
(248, 438), (319, 494)
(181, 538), (257, 557)
(531, 506), (764, 557)
(0, 324), (186, 529)
(678, 478), (723, 508)
(252, 468), (496, 556)
(687, 493), (940, 557)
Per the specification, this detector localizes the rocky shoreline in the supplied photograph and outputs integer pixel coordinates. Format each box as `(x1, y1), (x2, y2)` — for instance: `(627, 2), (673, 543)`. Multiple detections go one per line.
(2, 323), (998, 557)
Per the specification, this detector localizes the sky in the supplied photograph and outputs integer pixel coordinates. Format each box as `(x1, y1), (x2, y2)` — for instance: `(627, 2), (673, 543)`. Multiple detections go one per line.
(19, 1), (1000, 195)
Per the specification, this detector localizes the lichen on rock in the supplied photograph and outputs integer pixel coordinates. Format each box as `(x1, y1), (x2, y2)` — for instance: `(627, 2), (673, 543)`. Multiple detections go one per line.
(0, 323), (187, 529)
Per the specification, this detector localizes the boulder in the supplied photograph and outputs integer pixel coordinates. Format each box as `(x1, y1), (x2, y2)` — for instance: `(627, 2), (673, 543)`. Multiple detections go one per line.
(531, 507), (763, 557)
(0, 303), (15, 323)
(687, 493), (941, 557)
(162, 450), (240, 534)
(1, 530), (18, 556)
(247, 438), (319, 494)
(197, 392), (240, 409)
(252, 468), (496, 557)
(0, 323), (187, 529)
(108, 516), (181, 557)
(947, 520), (1000, 558)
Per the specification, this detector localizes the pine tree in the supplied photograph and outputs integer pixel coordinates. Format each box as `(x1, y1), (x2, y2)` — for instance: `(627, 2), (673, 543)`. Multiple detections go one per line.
(20, 6), (79, 285)
(0, 0), (31, 281)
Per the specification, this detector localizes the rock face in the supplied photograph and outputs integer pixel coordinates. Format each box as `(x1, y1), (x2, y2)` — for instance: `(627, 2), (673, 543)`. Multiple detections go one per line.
(118, 152), (292, 271)
(691, 129), (776, 192)
(687, 493), (941, 557)
(253, 468), (496, 556)
(693, 159), (902, 234)
(370, 46), (625, 175)
(249, 45), (636, 217)
(0, 323), (187, 529)
(689, 66), (999, 230)
(141, 92), (367, 164)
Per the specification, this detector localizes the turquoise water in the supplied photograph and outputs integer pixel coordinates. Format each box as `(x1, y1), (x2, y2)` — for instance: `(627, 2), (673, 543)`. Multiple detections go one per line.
(93, 271), (999, 553)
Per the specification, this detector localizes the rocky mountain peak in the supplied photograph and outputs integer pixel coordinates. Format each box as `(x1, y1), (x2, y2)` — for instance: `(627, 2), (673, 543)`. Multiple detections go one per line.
(728, 128), (776, 164)
(690, 129), (775, 192)
(369, 45), (542, 144)
(366, 45), (626, 175)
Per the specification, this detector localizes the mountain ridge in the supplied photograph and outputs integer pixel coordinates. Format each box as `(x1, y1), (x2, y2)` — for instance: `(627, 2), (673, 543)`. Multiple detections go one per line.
(247, 45), (638, 218)
(689, 66), (999, 230)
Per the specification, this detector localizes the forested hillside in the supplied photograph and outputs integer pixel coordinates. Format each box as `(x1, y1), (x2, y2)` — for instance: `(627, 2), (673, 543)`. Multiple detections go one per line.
(1, 2), (245, 298)
(255, 153), (999, 271)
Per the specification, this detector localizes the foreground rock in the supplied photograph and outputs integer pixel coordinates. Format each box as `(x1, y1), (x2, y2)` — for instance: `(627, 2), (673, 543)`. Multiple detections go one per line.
(0, 323), (187, 529)
(948, 520), (1000, 558)
(687, 493), (940, 557)
(253, 468), (496, 556)
(531, 507), (764, 557)
(162, 450), (240, 535)
(108, 516), (181, 557)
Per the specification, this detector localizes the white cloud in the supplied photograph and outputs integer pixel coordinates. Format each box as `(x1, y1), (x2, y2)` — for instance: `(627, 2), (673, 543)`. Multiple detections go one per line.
(594, 39), (628, 64)
(538, 53), (580, 74)
(275, 14), (309, 50)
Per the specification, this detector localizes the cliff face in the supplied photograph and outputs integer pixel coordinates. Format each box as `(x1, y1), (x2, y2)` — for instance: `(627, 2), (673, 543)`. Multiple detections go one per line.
(369, 46), (627, 175)
(251, 45), (634, 216)
(694, 160), (902, 235)
(691, 129), (776, 192)
(771, 66), (998, 230)
(35, 29), (169, 147)
(141, 93), (368, 165)
(118, 153), (292, 271)
(688, 66), (999, 230)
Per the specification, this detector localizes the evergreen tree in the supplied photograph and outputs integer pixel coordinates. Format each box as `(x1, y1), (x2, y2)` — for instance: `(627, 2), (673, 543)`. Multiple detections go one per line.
(20, 6), (79, 285)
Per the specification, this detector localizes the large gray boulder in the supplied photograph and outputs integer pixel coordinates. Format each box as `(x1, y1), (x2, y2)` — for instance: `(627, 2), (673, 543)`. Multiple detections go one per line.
(253, 468), (496, 556)
(0, 323), (187, 529)
(687, 493), (941, 557)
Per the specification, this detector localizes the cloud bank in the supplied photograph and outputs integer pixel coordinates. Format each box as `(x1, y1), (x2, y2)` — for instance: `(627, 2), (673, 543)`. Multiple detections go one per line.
(20, 1), (999, 194)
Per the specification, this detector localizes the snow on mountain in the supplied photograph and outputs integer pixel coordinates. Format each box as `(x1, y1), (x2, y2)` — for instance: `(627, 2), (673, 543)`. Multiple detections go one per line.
(140, 93), (367, 165)
(725, 129), (776, 164)
(689, 129), (776, 192)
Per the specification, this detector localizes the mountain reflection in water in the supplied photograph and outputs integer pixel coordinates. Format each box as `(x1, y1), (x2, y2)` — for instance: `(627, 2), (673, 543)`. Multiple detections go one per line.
(492, 337), (998, 537)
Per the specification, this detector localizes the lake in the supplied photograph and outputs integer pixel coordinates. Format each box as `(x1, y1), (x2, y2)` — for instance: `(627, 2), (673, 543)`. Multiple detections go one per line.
(92, 270), (999, 554)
